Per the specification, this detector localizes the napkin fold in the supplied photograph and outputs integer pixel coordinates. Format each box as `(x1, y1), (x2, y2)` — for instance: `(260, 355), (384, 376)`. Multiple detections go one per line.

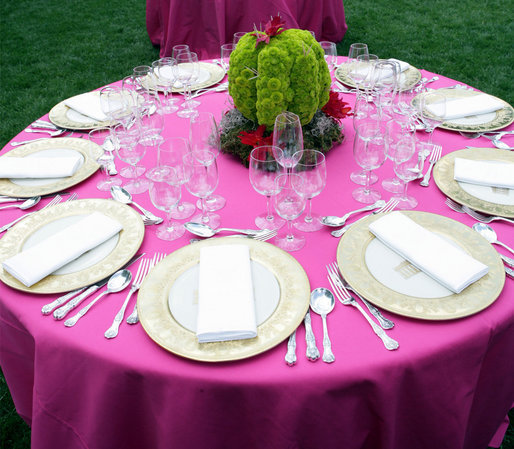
(2, 212), (122, 287)
(426, 93), (504, 120)
(63, 92), (108, 122)
(0, 155), (82, 179)
(196, 244), (257, 343)
(454, 157), (514, 189)
(368, 211), (489, 293)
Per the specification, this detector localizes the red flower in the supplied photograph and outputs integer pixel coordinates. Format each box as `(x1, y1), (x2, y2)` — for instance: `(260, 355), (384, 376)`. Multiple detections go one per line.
(322, 91), (352, 121)
(238, 125), (273, 147)
(250, 15), (286, 48)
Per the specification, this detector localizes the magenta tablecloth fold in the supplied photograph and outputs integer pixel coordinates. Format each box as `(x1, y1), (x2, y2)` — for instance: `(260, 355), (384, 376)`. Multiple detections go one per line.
(146, 0), (348, 59)
(1, 59), (513, 449)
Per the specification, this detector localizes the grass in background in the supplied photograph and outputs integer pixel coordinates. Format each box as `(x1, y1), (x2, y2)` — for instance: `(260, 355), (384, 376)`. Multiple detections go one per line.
(0, 0), (512, 447)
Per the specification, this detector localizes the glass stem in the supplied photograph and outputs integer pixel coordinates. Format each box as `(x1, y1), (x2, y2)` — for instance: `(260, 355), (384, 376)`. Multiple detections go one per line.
(200, 197), (209, 223)
(165, 209), (173, 230)
(402, 180), (409, 199)
(304, 198), (313, 223)
(265, 195), (274, 221)
(364, 169), (371, 193)
(286, 219), (295, 241)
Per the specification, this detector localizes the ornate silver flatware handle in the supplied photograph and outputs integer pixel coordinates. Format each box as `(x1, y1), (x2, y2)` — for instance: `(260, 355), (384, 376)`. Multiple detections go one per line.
(321, 315), (335, 363)
(104, 288), (136, 339)
(41, 287), (86, 315)
(53, 285), (100, 320)
(351, 300), (399, 350)
(285, 331), (297, 366)
(355, 293), (394, 329)
(420, 162), (436, 187)
(304, 311), (320, 361)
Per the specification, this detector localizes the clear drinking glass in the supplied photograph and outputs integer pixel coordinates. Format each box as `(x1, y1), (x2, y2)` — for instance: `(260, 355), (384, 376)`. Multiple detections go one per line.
(113, 124), (147, 194)
(233, 32), (246, 45)
(172, 45), (190, 59)
(151, 57), (179, 114)
(393, 139), (423, 209)
(88, 127), (121, 191)
(417, 91), (446, 145)
(272, 111), (303, 172)
(292, 149), (327, 232)
(176, 52), (199, 118)
(272, 173), (306, 252)
(319, 41), (337, 71)
(183, 150), (220, 229)
(347, 43), (368, 87)
(220, 43), (235, 72)
(248, 146), (286, 230)
(148, 166), (184, 240)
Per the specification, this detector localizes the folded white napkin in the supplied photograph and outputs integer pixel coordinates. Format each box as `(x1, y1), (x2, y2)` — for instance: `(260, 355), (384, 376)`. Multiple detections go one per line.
(351, 59), (409, 81)
(0, 155), (82, 179)
(2, 212), (122, 287)
(368, 211), (489, 293)
(426, 93), (504, 120)
(63, 92), (108, 122)
(454, 157), (514, 189)
(196, 244), (257, 343)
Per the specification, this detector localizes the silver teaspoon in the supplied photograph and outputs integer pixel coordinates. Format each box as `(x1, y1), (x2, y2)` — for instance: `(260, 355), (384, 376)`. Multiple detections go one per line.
(310, 287), (335, 363)
(472, 223), (514, 255)
(110, 185), (163, 224)
(0, 196), (40, 211)
(322, 200), (385, 227)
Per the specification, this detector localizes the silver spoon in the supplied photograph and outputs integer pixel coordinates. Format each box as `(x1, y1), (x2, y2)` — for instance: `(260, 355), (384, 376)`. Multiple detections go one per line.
(110, 185), (163, 224)
(0, 196), (40, 211)
(472, 223), (514, 255)
(490, 138), (513, 150)
(184, 221), (262, 237)
(310, 287), (335, 363)
(64, 269), (132, 327)
(25, 127), (66, 137)
(321, 200), (385, 227)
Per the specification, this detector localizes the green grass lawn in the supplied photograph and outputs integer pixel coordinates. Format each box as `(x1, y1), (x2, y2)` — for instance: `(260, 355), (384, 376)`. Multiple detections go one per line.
(0, 0), (513, 447)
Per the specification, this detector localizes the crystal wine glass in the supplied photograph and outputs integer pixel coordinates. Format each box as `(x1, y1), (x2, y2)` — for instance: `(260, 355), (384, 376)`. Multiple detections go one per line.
(113, 123), (147, 194)
(220, 43), (235, 72)
(272, 111), (303, 172)
(417, 91), (446, 146)
(393, 139), (423, 209)
(248, 146), (286, 230)
(151, 57), (179, 114)
(319, 41), (337, 72)
(88, 127), (121, 191)
(176, 51), (199, 118)
(272, 173), (306, 252)
(292, 149), (327, 232)
(347, 43), (368, 87)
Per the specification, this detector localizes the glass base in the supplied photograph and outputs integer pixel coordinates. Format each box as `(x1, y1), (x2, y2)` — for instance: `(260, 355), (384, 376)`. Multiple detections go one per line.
(255, 212), (285, 231)
(97, 177), (122, 191)
(122, 179), (149, 195)
(393, 194), (418, 210)
(196, 194), (226, 212)
(182, 99), (200, 108)
(352, 186), (381, 204)
(177, 108), (198, 119)
(170, 201), (196, 219)
(294, 213), (323, 232)
(382, 176), (404, 194)
(350, 170), (378, 186)
(190, 212), (221, 229)
(162, 104), (179, 114)
(120, 165), (146, 179)
(155, 222), (186, 241)
(275, 233), (305, 252)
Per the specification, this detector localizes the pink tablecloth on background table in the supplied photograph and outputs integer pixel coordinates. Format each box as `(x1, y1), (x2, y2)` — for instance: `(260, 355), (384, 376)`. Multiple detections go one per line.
(0, 59), (513, 449)
(146, 0), (348, 59)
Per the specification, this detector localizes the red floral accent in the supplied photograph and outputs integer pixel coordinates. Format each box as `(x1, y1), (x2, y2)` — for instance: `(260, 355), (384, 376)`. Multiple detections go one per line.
(322, 91), (352, 121)
(251, 15), (286, 47)
(238, 125), (273, 147)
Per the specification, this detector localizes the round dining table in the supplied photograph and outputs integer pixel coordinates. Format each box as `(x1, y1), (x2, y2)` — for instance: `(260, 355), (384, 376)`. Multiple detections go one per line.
(0, 57), (513, 449)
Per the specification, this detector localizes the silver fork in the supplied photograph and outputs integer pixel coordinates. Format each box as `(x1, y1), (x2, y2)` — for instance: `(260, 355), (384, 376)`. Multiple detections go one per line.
(462, 206), (514, 225)
(330, 262), (394, 329)
(126, 252), (166, 324)
(189, 229), (278, 243)
(10, 132), (74, 146)
(420, 144), (442, 187)
(331, 198), (399, 238)
(326, 264), (399, 350)
(445, 197), (465, 214)
(104, 257), (153, 339)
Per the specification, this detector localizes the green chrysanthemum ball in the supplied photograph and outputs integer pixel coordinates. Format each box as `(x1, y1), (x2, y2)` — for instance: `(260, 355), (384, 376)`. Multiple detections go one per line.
(227, 29), (332, 129)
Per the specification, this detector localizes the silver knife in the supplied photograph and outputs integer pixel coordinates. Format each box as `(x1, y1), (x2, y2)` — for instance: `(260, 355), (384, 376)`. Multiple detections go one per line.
(46, 252), (144, 318)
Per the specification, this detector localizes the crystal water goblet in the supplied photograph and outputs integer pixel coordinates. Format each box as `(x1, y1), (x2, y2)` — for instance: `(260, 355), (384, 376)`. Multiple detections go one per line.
(393, 139), (423, 209)
(233, 32), (246, 45)
(319, 41), (337, 71)
(347, 43), (368, 87)
(151, 57), (179, 114)
(292, 149), (327, 232)
(176, 52), (199, 118)
(272, 111), (303, 172)
(113, 124), (147, 194)
(148, 166), (184, 240)
(272, 173), (306, 252)
(220, 43), (235, 72)
(172, 44), (190, 59)
(248, 146), (286, 230)
(88, 127), (122, 191)
(417, 91), (446, 146)
(183, 150), (220, 229)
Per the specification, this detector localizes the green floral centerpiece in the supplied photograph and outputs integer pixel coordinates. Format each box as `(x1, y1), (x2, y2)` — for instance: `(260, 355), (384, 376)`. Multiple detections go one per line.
(220, 16), (351, 166)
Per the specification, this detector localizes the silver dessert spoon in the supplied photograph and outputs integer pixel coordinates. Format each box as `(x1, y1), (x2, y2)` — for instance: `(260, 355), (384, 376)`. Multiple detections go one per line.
(0, 196), (41, 211)
(321, 200), (385, 227)
(472, 223), (514, 255)
(310, 287), (335, 363)
(184, 221), (262, 237)
(110, 185), (163, 224)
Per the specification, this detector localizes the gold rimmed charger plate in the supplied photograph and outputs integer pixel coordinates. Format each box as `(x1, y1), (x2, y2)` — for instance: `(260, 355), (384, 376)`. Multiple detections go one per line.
(336, 211), (504, 320)
(0, 137), (101, 197)
(434, 147), (514, 218)
(138, 237), (310, 362)
(335, 60), (421, 92)
(0, 199), (145, 294)
(412, 88), (514, 132)
(49, 92), (116, 130)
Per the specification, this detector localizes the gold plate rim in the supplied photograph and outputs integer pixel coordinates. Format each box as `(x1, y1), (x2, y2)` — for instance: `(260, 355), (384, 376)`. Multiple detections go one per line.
(0, 137), (101, 197)
(336, 211), (505, 320)
(0, 199), (145, 294)
(138, 237), (311, 362)
(433, 147), (514, 218)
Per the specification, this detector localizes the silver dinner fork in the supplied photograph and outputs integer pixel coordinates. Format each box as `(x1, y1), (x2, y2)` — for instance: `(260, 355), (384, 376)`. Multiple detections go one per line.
(189, 229), (278, 244)
(420, 144), (442, 187)
(126, 252), (166, 324)
(0, 194), (60, 232)
(445, 197), (514, 224)
(326, 264), (399, 351)
(104, 257), (153, 339)
(331, 198), (399, 238)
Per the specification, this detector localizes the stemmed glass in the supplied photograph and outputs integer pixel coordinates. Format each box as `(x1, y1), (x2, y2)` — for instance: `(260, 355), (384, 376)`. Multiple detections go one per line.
(272, 111), (303, 173)
(220, 43), (235, 72)
(183, 150), (220, 229)
(292, 149), (327, 232)
(172, 44), (190, 59)
(248, 146), (286, 230)
(319, 41), (337, 72)
(151, 57), (179, 114)
(189, 111), (225, 211)
(148, 163), (184, 241)
(393, 139), (423, 209)
(272, 173), (306, 252)
(88, 127), (122, 191)
(132, 65), (152, 94)
(113, 123), (147, 194)
(352, 126), (386, 203)
(233, 32), (246, 45)
(417, 91), (446, 146)
(347, 43), (368, 88)
(372, 60), (399, 118)
(176, 52), (199, 118)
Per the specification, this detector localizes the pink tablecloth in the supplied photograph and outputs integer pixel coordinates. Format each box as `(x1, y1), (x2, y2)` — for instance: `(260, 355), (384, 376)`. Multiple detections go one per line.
(146, 0), (348, 59)
(1, 60), (513, 449)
